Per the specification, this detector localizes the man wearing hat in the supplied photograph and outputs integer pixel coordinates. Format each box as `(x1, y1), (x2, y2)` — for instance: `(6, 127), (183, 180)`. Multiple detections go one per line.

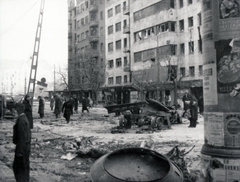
(22, 95), (33, 129)
(13, 103), (31, 182)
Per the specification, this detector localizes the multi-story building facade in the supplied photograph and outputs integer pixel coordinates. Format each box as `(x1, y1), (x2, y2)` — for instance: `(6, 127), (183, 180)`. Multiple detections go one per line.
(68, 0), (203, 105)
(104, 0), (132, 104)
(130, 0), (203, 104)
(68, 0), (106, 98)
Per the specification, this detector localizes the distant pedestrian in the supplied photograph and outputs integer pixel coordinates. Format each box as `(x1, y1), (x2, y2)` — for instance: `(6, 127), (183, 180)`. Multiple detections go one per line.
(62, 97), (73, 123)
(38, 96), (45, 118)
(88, 97), (93, 109)
(198, 95), (204, 115)
(74, 95), (79, 114)
(22, 94), (33, 129)
(187, 93), (198, 128)
(54, 95), (62, 119)
(13, 103), (31, 182)
(182, 92), (190, 117)
(82, 96), (89, 114)
(165, 94), (171, 107)
(50, 96), (54, 111)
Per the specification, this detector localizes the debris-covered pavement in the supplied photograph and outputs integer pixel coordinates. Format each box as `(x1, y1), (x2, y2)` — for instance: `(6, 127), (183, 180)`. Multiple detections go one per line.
(0, 101), (204, 182)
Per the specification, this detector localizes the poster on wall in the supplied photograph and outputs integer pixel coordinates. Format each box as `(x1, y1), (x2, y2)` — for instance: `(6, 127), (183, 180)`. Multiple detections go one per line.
(217, 0), (240, 40)
(215, 39), (240, 94)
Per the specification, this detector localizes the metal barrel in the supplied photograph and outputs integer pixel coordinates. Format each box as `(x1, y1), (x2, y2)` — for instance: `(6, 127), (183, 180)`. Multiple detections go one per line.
(91, 148), (183, 182)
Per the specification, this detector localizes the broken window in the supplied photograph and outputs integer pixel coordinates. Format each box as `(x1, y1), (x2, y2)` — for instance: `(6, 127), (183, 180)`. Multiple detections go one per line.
(189, 41), (194, 53)
(116, 58), (122, 67)
(116, 76), (122, 84)
(180, 67), (185, 77)
(108, 77), (113, 85)
(189, 66), (195, 76)
(116, 40), (121, 50)
(180, 43), (185, 54)
(179, 20), (184, 31)
(188, 17), (193, 28)
(108, 60), (113, 68)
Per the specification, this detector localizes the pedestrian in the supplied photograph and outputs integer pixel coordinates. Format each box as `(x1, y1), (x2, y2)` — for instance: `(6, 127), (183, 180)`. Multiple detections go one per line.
(62, 97), (73, 123)
(50, 96), (54, 111)
(54, 95), (62, 119)
(70, 96), (75, 114)
(187, 93), (198, 128)
(198, 95), (204, 115)
(165, 94), (171, 107)
(88, 97), (93, 109)
(38, 96), (45, 118)
(82, 96), (89, 114)
(13, 103), (31, 182)
(74, 95), (79, 114)
(22, 94), (33, 129)
(182, 92), (190, 117)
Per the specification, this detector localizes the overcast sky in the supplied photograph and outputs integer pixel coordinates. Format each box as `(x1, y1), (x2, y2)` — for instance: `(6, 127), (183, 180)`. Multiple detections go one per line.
(0, 0), (68, 75)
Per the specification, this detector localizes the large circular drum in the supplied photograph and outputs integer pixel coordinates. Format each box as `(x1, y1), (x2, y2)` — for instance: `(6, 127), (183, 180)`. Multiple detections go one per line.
(90, 148), (183, 182)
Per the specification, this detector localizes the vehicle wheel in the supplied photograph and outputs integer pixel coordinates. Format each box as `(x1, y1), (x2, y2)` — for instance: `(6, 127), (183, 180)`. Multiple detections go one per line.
(156, 117), (164, 130)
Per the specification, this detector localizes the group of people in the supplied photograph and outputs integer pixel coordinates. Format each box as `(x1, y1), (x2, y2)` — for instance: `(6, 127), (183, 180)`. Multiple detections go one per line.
(51, 94), (93, 123)
(11, 93), (94, 182)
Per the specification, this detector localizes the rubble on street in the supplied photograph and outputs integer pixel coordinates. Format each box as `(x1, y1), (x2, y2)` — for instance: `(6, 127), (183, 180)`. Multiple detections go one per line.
(0, 102), (204, 182)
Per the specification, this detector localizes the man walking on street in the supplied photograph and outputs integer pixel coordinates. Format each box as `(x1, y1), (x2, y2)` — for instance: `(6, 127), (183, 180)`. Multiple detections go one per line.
(62, 97), (73, 124)
(50, 96), (54, 111)
(13, 103), (31, 182)
(54, 95), (62, 119)
(74, 95), (79, 114)
(82, 96), (89, 115)
(38, 96), (45, 118)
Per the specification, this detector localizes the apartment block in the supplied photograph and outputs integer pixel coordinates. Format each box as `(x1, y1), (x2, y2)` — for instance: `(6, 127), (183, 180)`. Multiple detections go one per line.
(67, 0), (203, 104)
(68, 0), (106, 98)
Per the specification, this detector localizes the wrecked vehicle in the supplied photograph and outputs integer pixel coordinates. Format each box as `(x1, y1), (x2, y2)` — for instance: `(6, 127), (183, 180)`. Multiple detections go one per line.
(104, 99), (182, 131)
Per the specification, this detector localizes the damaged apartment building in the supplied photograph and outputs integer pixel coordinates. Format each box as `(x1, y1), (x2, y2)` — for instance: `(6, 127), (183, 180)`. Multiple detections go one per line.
(68, 0), (203, 105)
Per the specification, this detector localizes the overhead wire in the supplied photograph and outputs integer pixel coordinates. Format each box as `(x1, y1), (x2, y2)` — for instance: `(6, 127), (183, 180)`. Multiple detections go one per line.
(0, 0), (40, 37)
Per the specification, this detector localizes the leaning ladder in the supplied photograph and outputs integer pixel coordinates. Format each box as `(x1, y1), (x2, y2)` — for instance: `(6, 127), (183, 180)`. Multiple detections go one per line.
(27, 0), (45, 104)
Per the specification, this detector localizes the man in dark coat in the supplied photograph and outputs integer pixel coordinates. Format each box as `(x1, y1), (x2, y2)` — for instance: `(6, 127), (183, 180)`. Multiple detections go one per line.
(82, 96), (89, 114)
(38, 96), (45, 118)
(62, 97), (73, 123)
(54, 95), (62, 119)
(22, 94), (33, 129)
(182, 92), (190, 117)
(73, 95), (79, 114)
(13, 103), (31, 182)
(50, 96), (54, 111)
(187, 93), (198, 128)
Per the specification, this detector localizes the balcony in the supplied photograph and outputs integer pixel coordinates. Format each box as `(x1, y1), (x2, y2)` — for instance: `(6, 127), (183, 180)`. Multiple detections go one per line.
(89, 20), (98, 27)
(123, 5), (130, 15)
(124, 64), (130, 72)
(123, 47), (130, 53)
(91, 49), (99, 58)
(89, 4), (98, 12)
(68, 33), (72, 39)
(89, 35), (99, 42)
(123, 25), (130, 34)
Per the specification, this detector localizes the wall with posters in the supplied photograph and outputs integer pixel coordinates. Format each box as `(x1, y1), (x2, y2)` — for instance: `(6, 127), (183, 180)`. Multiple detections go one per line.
(201, 0), (240, 181)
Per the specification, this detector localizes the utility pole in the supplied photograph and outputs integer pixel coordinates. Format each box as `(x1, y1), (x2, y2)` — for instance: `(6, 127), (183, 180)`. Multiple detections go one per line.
(156, 34), (160, 101)
(54, 64), (55, 95)
(200, 1), (240, 181)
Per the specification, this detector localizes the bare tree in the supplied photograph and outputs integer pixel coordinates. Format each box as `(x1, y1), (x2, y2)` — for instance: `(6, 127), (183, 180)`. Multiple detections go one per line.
(76, 48), (107, 104)
(132, 66), (152, 101)
(56, 65), (73, 97)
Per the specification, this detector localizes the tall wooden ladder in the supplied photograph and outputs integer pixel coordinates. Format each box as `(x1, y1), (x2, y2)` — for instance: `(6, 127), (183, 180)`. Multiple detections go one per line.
(27, 0), (45, 103)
